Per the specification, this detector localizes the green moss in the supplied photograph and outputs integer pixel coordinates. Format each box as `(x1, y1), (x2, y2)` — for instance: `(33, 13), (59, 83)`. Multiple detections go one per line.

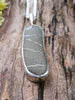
(0, 0), (9, 26)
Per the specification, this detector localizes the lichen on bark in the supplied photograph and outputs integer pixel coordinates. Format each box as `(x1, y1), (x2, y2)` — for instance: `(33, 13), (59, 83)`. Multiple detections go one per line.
(0, 0), (9, 26)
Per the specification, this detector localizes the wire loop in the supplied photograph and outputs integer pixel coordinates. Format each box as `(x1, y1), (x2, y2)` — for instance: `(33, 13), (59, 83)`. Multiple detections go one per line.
(26, 0), (37, 24)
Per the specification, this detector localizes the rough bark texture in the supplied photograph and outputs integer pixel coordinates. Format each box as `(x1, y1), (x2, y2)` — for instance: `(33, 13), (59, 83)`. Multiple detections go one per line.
(0, 0), (75, 100)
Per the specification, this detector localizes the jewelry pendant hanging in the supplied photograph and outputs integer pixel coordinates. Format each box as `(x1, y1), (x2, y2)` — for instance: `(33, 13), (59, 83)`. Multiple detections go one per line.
(22, 0), (49, 82)
(22, 25), (49, 82)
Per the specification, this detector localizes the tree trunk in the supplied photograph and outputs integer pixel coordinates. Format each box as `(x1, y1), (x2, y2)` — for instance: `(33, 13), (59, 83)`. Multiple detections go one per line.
(0, 0), (75, 100)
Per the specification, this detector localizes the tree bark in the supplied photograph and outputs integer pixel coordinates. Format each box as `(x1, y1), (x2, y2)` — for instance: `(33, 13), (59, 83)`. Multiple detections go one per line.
(0, 0), (75, 100)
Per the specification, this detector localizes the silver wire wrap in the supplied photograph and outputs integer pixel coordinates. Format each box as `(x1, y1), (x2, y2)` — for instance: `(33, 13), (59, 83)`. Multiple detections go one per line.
(26, 0), (37, 25)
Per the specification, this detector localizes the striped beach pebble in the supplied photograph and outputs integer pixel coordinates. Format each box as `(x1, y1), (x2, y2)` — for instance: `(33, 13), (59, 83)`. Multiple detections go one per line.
(22, 25), (49, 82)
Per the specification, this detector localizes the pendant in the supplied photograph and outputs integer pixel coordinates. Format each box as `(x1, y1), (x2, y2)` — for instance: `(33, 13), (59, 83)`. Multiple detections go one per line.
(22, 25), (49, 82)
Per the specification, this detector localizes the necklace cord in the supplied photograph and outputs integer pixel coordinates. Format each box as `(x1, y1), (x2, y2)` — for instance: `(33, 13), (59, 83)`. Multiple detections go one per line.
(26, 0), (37, 25)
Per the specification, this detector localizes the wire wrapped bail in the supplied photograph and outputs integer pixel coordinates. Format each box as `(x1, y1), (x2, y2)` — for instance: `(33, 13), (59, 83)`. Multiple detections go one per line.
(26, 0), (37, 25)
(30, 13), (33, 25)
